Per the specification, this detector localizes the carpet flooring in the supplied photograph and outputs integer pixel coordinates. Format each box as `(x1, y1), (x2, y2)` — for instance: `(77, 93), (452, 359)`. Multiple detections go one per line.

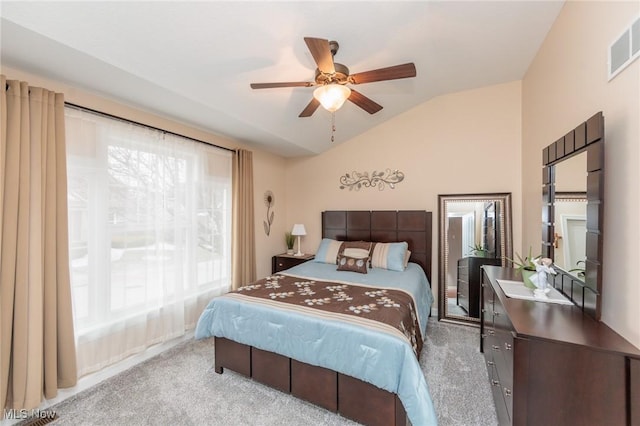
(42, 321), (498, 426)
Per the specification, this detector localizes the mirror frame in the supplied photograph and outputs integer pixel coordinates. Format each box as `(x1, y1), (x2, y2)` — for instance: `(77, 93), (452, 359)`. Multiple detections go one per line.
(541, 111), (604, 321)
(438, 193), (513, 325)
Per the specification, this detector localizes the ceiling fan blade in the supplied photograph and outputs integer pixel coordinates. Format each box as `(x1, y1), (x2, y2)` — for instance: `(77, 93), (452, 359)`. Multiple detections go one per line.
(349, 63), (417, 85)
(299, 98), (321, 117)
(348, 89), (383, 114)
(250, 82), (313, 89)
(304, 37), (335, 74)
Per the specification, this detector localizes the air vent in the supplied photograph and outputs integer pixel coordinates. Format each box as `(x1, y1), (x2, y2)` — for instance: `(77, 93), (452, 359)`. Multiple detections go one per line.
(633, 17), (640, 55)
(609, 16), (640, 80)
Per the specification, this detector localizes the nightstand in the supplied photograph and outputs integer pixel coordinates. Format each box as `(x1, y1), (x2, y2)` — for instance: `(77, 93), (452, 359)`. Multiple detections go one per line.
(272, 253), (315, 273)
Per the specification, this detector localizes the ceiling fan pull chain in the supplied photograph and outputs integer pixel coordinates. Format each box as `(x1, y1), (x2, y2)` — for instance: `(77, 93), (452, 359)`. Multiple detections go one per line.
(331, 111), (336, 142)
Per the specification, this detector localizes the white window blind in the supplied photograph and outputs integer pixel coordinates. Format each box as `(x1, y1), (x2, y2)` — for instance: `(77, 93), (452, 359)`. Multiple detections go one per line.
(65, 107), (232, 376)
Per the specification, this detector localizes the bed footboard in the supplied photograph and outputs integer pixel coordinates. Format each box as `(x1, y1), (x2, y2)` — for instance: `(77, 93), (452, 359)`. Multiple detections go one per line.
(214, 337), (407, 426)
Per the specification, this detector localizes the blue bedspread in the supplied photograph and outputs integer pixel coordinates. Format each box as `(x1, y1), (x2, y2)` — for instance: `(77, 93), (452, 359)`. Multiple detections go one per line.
(195, 262), (437, 426)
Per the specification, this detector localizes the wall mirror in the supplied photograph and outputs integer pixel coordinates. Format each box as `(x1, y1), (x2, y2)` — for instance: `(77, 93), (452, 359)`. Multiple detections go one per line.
(541, 111), (604, 321)
(438, 193), (512, 325)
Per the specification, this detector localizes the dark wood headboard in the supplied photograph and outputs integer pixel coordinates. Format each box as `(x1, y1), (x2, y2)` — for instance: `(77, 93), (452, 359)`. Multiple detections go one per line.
(322, 210), (433, 284)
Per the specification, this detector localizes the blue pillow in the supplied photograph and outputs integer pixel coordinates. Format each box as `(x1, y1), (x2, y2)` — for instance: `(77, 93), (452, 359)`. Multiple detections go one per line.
(371, 242), (409, 272)
(314, 238), (343, 264)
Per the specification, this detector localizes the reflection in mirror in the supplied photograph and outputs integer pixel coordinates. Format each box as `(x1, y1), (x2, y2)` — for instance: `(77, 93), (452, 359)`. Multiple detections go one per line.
(553, 151), (587, 278)
(554, 193), (586, 277)
(438, 193), (512, 325)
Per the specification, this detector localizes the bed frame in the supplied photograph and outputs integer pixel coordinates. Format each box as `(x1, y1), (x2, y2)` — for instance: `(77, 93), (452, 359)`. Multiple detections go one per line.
(214, 210), (432, 426)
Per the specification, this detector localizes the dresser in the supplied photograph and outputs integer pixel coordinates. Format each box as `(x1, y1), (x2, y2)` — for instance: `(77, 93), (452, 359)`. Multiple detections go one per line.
(457, 256), (501, 318)
(480, 266), (640, 425)
(271, 253), (314, 273)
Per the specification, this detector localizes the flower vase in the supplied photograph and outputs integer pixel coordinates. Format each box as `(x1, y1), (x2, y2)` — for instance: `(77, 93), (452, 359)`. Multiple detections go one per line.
(521, 269), (537, 289)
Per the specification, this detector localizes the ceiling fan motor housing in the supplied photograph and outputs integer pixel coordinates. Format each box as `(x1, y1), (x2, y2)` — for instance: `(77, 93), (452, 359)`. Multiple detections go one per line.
(315, 63), (350, 85)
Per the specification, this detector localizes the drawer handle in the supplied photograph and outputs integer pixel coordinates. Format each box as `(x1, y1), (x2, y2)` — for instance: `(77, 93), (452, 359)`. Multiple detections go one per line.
(492, 345), (500, 351)
(504, 342), (512, 351)
(487, 361), (495, 366)
(487, 330), (495, 336)
(504, 388), (512, 397)
(493, 311), (500, 317)
(491, 380), (500, 387)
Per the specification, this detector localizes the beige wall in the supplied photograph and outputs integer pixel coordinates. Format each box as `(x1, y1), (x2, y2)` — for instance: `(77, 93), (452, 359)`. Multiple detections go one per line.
(1, 65), (287, 278)
(522, 1), (640, 347)
(286, 81), (523, 304)
(252, 149), (288, 277)
(7, 0), (637, 350)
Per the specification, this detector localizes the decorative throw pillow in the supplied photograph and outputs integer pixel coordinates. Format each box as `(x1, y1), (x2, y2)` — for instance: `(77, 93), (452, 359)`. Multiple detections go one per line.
(371, 241), (409, 272)
(336, 254), (369, 274)
(313, 238), (343, 264)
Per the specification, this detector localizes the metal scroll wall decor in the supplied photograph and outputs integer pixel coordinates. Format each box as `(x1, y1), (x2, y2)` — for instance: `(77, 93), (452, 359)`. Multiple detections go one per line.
(263, 190), (275, 236)
(339, 169), (405, 191)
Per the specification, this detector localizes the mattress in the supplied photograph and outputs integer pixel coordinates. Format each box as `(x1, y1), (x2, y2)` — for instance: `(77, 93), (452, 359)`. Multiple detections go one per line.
(195, 261), (437, 425)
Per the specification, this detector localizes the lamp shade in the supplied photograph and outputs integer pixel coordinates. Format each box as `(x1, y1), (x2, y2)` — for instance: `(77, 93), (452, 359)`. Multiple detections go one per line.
(313, 84), (351, 112)
(291, 224), (306, 236)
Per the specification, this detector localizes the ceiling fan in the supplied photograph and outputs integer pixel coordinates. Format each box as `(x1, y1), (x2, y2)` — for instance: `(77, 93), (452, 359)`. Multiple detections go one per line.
(250, 37), (417, 118)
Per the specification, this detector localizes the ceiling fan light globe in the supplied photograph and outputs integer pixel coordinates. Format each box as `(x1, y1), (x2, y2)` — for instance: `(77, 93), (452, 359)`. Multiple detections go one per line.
(313, 84), (351, 112)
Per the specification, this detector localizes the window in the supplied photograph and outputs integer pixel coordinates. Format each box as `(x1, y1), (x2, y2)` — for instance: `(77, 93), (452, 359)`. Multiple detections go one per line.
(65, 107), (232, 376)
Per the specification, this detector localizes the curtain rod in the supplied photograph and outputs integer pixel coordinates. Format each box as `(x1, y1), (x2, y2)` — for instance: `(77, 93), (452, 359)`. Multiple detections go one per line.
(64, 102), (236, 153)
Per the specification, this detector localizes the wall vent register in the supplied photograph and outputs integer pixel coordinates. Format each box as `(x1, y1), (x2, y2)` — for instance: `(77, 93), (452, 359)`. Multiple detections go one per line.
(609, 16), (640, 80)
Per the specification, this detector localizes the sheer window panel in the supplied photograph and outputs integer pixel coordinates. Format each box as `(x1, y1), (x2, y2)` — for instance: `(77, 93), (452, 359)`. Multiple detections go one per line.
(65, 107), (232, 376)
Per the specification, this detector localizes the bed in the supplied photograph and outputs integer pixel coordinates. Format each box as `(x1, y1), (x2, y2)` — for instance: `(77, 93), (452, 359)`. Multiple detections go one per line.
(195, 210), (436, 426)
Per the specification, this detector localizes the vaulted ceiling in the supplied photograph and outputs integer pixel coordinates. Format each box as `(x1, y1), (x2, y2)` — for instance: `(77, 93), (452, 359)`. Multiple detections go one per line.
(1, 1), (564, 157)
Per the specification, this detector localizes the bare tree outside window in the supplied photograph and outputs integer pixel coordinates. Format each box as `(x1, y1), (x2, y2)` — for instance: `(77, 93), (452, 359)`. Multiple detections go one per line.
(65, 108), (231, 342)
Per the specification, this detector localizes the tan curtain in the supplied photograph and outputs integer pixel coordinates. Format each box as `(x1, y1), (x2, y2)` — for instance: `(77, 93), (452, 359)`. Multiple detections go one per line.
(231, 148), (256, 289)
(1, 76), (77, 410)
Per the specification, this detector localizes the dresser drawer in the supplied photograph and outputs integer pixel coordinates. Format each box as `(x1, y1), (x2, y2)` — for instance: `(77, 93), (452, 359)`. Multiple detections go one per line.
(492, 293), (512, 334)
(458, 284), (469, 304)
(488, 363), (511, 425)
(494, 331), (514, 420)
(486, 335), (503, 367)
(482, 326), (496, 345)
(480, 274), (495, 354)
(457, 268), (469, 281)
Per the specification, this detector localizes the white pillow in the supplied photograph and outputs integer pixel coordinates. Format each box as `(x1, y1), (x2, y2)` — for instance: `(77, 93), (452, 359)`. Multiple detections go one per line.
(343, 247), (371, 259)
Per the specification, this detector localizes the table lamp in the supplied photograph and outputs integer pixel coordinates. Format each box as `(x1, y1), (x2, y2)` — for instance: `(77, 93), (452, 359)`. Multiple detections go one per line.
(291, 224), (306, 256)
